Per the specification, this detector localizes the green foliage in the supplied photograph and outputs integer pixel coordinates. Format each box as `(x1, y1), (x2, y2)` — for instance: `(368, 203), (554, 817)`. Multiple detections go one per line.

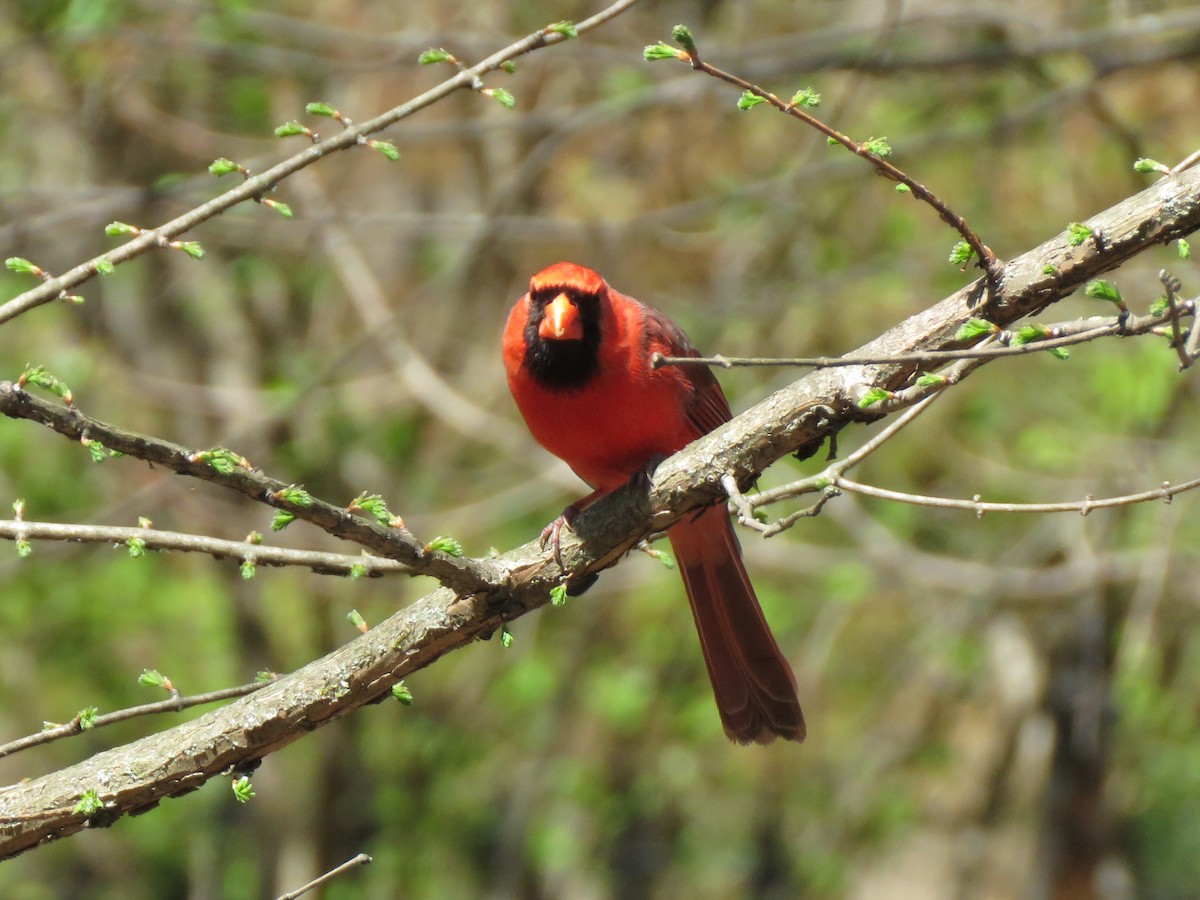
(643, 42), (683, 61)
(790, 87), (821, 107)
(370, 140), (401, 161)
(549, 584), (568, 606)
(418, 48), (454, 65)
(231, 776), (255, 804)
(956, 318), (997, 341)
(486, 88), (515, 109)
(304, 101), (337, 118)
(1067, 221), (1093, 245)
(736, 91), (767, 111)
(1084, 279), (1123, 304)
(72, 789), (103, 817)
(425, 535), (463, 557)
(208, 157), (241, 176)
(948, 240), (975, 265)
(858, 387), (892, 408)
(670, 24), (696, 54)
(861, 136), (892, 158)
(392, 682), (414, 705)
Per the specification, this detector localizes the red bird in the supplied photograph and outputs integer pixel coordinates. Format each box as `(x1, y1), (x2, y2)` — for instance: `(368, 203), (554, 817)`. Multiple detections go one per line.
(503, 262), (805, 744)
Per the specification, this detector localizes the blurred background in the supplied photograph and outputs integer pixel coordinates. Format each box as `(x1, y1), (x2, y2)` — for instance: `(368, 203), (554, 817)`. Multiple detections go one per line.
(2, 0), (1199, 897)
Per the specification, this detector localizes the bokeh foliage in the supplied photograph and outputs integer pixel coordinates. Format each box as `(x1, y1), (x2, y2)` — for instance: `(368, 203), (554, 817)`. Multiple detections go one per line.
(2, 0), (1199, 896)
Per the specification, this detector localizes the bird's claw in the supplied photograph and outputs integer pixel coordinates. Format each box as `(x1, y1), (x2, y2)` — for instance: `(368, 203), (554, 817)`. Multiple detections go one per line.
(540, 503), (580, 572)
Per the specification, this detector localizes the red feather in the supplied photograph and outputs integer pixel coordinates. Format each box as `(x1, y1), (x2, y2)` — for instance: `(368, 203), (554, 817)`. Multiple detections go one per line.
(504, 262), (805, 744)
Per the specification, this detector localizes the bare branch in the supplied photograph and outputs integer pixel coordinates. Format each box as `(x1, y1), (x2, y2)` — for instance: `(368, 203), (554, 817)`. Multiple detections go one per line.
(0, 519), (410, 577)
(276, 853), (372, 900)
(0, 680), (272, 762)
(834, 477), (1199, 515)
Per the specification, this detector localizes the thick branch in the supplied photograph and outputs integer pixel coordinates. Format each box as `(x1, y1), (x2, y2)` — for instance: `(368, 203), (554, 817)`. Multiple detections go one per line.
(1, 165), (1197, 858)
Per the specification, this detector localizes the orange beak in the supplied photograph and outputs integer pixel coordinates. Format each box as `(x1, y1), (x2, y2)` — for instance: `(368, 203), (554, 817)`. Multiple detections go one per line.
(538, 293), (583, 341)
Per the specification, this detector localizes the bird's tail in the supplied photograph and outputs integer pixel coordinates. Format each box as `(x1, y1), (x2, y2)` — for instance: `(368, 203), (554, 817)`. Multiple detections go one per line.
(669, 506), (805, 744)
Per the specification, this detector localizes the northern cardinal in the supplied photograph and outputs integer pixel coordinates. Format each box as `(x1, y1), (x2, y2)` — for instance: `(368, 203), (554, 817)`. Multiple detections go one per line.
(503, 262), (805, 744)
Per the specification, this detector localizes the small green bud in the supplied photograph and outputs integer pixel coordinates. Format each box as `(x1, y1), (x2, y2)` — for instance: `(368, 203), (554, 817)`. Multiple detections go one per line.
(208, 158), (241, 176)
(6, 257), (43, 277)
(274, 486), (313, 507)
(895, 183), (911, 193)
(73, 789), (103, 817)
(1149, 297), (1169, 316)
(369, 140), (401, 161)
(425, 535), (463, 557)
(1067, 222), (1093, 246)
(418, 48), (454, 66)
(548, 20), (578, 38)
(273, 121), (309, 138)
(126, 536), (146, 558)
(1049, 347), (1070, 361)
(177, 241), (205, 260)
(915, 373), (946, 388)
(349, 562), (368, 580)
(737, 91), (767, 111)
(1042, 264), (1058, 275)
(671, 24), (696, 54)
(347, 609), (368, 632)
(501, 60), (516, 74)
(858, 387), (893, 408)
(105, 222), (138, 237)
(1178, 238), (1190, 259)
(305, 101), (338, 118)
(1133, 157), (1169, 175)
(78, 707), (98, 730)
(270, 511), (296, 531)
(240, 558), (257, 580)
(95, 259), (115, 275)
(500, 624), (514, 648)
(550, 584), (568, 606)
(643, 42), (684, 61)
(138, 669), (167, 689)
(955, 318), (997, 341)
(263, 199), (292, 218)
(862, 136), (892, 158)
(232, 776), (255, 803)
(948, 241), (975, 265)
(487, 88), (516, 109)
(1084, 279), (1123, 304)
(1011, 324), (1049, 346)
(349, 492), (394, 526)
(16, 538), (31, 559)
(790, 87), (820, 108)
(193, 448), (246, 475)
(392, 682), (414, 705)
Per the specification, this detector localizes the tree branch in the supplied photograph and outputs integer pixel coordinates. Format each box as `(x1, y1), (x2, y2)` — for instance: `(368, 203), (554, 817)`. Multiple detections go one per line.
(0, 0), (642, 326)
(0, 157), (1197, 860)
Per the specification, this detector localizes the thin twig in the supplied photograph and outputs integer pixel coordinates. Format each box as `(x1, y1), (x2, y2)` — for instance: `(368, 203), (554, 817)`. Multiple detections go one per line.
(1171, 146), (1200, 175)
(0, 381), (496, 594)
(654, 302), (1196, 371)
(667, 40), (1002, 290)
(0, 519), (411, 576)
(0, 0), (643, 326)
(834, 477), (1198, 514)
(276, 853), (373, 900)
(1159, 269), (1193, 369)
(735, 395), (943, 534)
(0, 680), (272, 761)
